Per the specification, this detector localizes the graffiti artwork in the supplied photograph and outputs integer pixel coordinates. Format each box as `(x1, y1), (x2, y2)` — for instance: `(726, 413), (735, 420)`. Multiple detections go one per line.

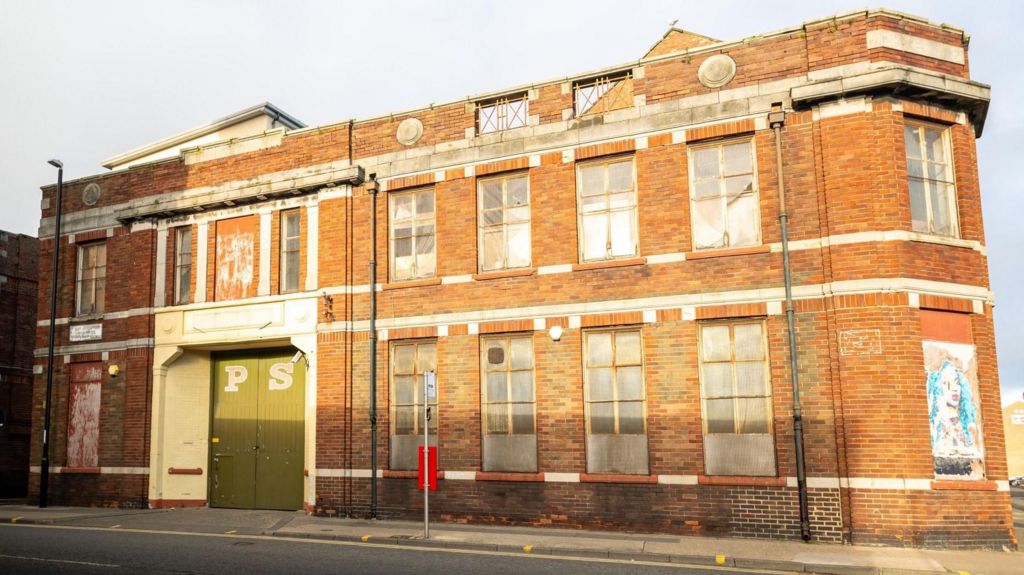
(923, 339), (985, 479)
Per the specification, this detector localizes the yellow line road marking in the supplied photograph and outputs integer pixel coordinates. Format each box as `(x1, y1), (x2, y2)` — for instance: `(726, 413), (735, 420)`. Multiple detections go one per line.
(958, 571), (971, 575)
(0, 523), (787, 574)
(361, 535), (371, 542)
(523, 545), (533, 553)
(716, 554), (726, 565)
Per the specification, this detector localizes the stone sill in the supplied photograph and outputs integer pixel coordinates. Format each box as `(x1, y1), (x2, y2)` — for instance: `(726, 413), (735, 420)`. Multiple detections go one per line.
(381, 277), (442, 291)
(931, 480), (998, 491)
(476, 471), (544, 482)
(473, 268), (536, 281)
(687, 245), (770, 261)
(697, 475), (785, 487)
(580, 473), (658, 484)
(572, 257), (647, 272)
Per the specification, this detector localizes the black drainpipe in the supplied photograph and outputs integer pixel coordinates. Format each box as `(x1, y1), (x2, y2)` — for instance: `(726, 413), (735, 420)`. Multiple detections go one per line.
(368, 174), (379, 518)
(769, 106), (811, 541)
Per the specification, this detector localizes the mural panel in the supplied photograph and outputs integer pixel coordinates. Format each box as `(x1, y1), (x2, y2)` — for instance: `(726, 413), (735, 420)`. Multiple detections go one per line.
(215, 216), (257, 301)
(923, 339), (985, 479)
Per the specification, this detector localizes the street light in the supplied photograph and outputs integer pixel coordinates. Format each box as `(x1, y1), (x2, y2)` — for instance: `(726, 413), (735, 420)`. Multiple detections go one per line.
(40, 159), (63, 508)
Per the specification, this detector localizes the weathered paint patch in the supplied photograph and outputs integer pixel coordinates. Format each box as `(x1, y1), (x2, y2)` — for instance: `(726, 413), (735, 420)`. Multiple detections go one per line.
(67, 371), (101, 468)
(215, 216), (257, 301)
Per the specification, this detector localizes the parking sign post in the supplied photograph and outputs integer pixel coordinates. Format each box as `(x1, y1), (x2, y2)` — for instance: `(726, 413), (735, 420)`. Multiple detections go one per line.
(423, 370), (436, 539)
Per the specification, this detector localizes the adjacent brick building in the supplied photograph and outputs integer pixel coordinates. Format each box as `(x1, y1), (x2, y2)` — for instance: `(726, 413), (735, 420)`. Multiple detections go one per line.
(0, 231), (38, 497)
(30, 8), (1015, 548)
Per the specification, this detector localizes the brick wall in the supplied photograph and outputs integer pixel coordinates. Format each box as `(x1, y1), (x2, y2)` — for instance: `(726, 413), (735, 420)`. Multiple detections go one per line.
(27, 9), (1010, 548)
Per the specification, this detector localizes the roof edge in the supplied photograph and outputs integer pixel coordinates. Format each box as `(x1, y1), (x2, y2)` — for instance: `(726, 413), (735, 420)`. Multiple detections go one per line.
(100, 102), (305, 170)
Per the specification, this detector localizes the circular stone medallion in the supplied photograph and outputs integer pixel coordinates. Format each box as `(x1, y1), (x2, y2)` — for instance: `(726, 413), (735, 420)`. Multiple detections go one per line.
(697, 54), (737, 88)
(82, 183), (101, 206)
(396, 118), (424, 146)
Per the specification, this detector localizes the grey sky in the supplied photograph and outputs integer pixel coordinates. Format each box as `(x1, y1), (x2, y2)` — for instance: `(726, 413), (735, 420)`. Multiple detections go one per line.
(1, 1), (1021, 403)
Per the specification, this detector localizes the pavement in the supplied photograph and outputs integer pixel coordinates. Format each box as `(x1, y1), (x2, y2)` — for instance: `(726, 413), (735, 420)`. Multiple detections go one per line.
(0, 499), (1021, 575)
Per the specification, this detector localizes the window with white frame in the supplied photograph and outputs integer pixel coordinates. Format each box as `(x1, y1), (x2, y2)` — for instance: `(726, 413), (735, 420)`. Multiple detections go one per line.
(173, 226), (191, 305)
(584, 329), (648, 474)
(481, 334), (537, 472)
(699, 321), (776, 476)
(479, 173), (531, 272)
(689, 139), (760, 250)
(76, 242), (106, 315)
(477, 94), (528, 134)
(577, 157), (638, 262)
(389, 188), (436, 282)
(280, 209), (300, 292)
(905, 122), (958, 237)
(390, 340), (437, 470)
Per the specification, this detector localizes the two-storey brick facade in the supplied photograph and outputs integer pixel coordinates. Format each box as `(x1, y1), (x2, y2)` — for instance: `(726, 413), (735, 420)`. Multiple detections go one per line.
(30, 8), (1014, 548)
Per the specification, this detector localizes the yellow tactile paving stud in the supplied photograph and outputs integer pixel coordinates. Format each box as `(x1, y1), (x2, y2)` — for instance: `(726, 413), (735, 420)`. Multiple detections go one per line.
(715, 554), (726, 565)
(522, 545), (534, 553)
(361, 535), (372, 542)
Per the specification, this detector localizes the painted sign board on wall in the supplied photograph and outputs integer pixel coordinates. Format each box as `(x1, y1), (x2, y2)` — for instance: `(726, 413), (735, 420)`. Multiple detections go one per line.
(69, 324), (103, 342)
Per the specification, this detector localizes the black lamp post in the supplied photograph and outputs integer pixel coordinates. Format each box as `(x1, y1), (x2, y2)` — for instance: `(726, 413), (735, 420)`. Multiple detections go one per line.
(40, 159), (63, 508)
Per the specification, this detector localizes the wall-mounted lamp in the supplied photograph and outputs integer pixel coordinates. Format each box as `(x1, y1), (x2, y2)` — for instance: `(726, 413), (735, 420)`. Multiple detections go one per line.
(548, 325), (563, 342)
(108, 364), (120, 378)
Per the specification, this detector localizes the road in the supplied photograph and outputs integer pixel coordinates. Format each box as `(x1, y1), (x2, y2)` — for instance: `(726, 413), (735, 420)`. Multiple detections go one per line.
(0, 524), (769, 575)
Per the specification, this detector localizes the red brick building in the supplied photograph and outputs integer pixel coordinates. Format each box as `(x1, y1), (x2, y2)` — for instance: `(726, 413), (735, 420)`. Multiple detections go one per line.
(0, 231), (38, 497)
(31, 8), (1014, 548)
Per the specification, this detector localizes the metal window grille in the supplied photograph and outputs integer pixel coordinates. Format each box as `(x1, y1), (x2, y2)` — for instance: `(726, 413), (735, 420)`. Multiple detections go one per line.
(477, 95), (528, 134)
(573, 73), (632, 117)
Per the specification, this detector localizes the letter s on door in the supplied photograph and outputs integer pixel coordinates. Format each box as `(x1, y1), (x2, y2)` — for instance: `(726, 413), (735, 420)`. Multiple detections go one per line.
(224, 365), (248, 392)
(268, 362), (294, 391)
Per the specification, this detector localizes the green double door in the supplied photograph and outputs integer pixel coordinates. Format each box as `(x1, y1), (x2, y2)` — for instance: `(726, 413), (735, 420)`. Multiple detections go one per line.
(210, 350), (306, 510)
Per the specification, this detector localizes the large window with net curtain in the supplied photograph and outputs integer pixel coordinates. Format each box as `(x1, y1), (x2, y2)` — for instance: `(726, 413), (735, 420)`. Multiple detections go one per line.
(389, 188), (436, 282)
(699, 321), (776, 476)
(688, 138), (760, 251)
(576, 157), (638, 263)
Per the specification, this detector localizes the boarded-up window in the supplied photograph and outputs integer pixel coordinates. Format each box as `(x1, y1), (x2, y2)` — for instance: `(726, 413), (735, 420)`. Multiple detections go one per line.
(389, 188), (436, 282)
(699, 321), (776, 476)
(481, 335), (537, 472)
(689, 139), (760, 250)
(577, 157), (638, 262)
(584, 329), (648, 474)
(390, 341), (437, 470)
(921, 310), (984, 479)
(66, 363), (102, 468)
(478, 173), (531, 272)
(215, 216), (257, 301)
